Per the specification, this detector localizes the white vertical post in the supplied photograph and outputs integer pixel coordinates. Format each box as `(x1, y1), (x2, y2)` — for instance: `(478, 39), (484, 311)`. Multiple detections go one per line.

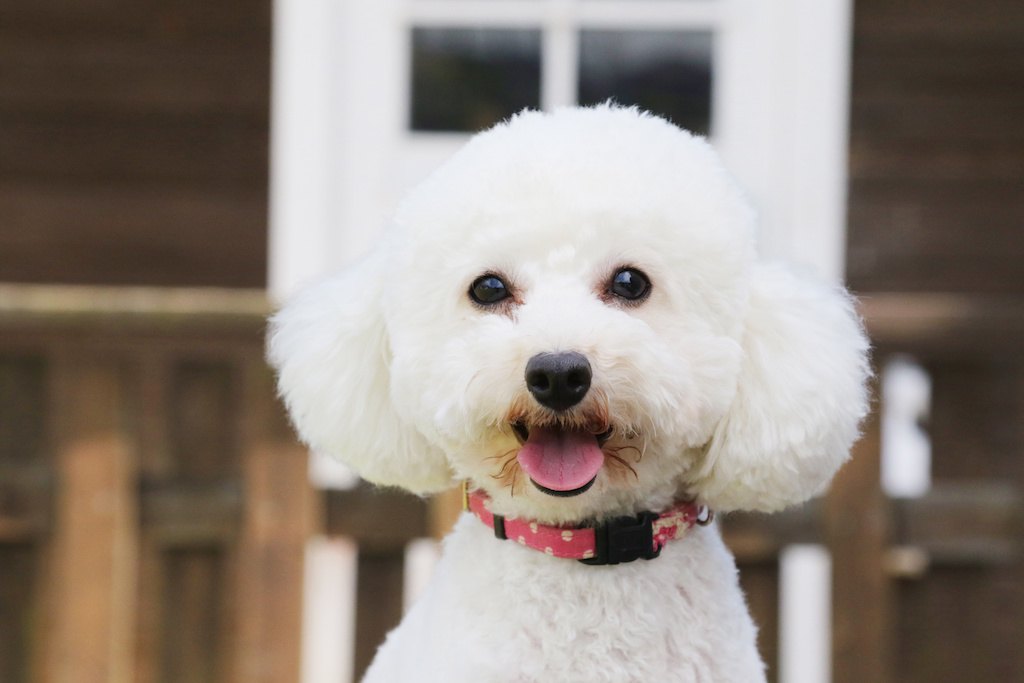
(268, 0), (338, 301)
(715, 0), (853, 281)
(301, 537), (359, 683)
(784, 0), (854, 281)
(881, 357), (932, 498)
(542, 1), (579, 111)
(404, 539), (442, 613)
(780, 545), (833, 683)
(333, 0), (408, 264)
(270, 0), (407, 301)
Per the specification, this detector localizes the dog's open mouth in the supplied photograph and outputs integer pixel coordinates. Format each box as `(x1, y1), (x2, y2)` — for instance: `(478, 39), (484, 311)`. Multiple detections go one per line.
(512, 421), (613, 497)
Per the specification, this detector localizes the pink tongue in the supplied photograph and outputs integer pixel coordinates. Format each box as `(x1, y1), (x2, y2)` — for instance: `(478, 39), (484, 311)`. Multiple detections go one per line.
(517, 427), (605, 491)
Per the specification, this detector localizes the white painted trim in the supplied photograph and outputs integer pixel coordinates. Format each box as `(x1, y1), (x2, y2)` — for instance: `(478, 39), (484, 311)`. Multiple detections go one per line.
(575, 1), (722, 28)
(780, 545), (833, 683)
(301, 537), (357, 683)
(268, 0), (338, 301)
(404, 539), (442, 613)
(715, 0), (853, 280)
(785, 0), (854, 281)
(403, 1), (721, 29)
(881, 357), (933, 498)
(541, 3), (580, 110)
(331, 0), (408, 267)
(404, 0), (551, 27)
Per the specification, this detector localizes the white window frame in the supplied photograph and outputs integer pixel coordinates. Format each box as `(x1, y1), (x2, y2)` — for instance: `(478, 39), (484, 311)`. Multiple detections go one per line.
(271, 0), (853, 301)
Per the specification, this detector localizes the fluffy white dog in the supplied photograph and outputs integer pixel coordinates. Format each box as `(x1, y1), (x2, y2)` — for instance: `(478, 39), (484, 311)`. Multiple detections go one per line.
(269, 106), (870, 682)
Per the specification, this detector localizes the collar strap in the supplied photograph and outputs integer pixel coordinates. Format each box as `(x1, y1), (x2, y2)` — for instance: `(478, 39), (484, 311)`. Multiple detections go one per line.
(465, 488), (712, 566)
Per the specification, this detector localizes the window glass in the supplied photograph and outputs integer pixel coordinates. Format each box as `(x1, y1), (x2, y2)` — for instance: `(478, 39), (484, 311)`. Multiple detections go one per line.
(411, 28), (542, 132)
(578, 30), (713, 135)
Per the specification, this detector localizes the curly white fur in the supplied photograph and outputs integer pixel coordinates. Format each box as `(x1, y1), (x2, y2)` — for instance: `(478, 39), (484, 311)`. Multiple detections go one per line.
(268, 106), (870, 683)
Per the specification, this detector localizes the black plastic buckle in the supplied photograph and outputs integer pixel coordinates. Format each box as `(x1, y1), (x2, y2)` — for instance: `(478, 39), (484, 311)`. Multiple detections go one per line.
(579, 511), (661, 566)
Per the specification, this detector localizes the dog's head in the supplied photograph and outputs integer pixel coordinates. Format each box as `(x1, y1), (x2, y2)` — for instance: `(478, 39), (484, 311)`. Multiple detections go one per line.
(269, 106), (870, 522)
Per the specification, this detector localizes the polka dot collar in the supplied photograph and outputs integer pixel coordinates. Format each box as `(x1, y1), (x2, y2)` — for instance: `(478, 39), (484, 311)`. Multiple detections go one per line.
(464, 486), (712, 566)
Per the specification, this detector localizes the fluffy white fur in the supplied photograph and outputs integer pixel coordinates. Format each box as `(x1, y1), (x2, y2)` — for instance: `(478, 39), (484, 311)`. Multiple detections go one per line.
(269, 106), (870, 682)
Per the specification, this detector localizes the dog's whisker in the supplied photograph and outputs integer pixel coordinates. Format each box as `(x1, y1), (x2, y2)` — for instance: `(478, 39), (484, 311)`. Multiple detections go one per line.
(495, 460), (516, 480)
(604, 442), (641, 478)
(489, 446), (523, 493)
(484, 443), (521, 463)
(609, 443), (643, 464)
(492, 449), (519, 477)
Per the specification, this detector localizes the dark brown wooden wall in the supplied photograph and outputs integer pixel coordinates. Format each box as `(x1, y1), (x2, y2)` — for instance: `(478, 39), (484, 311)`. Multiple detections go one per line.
(846, 2), (1024, 681)
(846, 0), (1024, 295)
(0, 0), (271, 288)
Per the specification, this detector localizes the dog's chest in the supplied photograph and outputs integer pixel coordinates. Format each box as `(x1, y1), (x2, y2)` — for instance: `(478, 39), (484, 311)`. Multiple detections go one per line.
(364, 517), (766, 683)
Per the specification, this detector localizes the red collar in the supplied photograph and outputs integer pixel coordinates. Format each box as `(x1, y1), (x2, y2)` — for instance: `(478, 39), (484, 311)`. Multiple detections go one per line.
(464, 486), (712, 566)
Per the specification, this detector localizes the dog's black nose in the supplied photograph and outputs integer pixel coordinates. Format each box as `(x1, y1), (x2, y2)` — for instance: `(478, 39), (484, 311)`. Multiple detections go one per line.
(525, 352), (592, 411)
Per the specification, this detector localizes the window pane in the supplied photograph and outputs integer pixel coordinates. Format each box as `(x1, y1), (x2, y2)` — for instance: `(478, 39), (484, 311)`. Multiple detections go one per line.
(578, 30), (713, 135)
(411, 28), (542, 133)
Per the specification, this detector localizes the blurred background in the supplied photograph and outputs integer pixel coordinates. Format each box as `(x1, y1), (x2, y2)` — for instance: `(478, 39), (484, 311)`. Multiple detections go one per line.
(1, 1), (1022, 682)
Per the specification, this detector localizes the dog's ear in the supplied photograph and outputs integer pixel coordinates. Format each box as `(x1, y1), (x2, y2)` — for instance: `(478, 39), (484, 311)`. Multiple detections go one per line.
(693, 263), (871, 512)
(267, 249), (454, 494)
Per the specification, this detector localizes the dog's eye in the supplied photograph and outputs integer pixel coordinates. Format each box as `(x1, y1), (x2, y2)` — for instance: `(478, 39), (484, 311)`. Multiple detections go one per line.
(469, 275), (510, 305)
(609, 268), (651, 301)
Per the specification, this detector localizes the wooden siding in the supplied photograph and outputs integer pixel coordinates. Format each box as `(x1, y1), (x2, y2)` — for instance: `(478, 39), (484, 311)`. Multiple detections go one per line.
(846, 0), (1024, 295)
(0, 0), (271, 288)
(847, 2), (1024, 680)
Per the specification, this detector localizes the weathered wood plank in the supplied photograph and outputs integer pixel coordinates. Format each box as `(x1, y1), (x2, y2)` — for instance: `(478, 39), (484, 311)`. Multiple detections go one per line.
(0, 42), (268, 115)
(231, 359), (311, 683)
(853, 0), (1024, 38)
(0, 1), (271, 43)
(141, 483), (241, 546)
(161, 549), (227, 683)
(721, 503), (823, 563)
(0, 115), (268, 190)
(353, 550), (405, 683)
(44, 358), (138, 683)
(0, 357), (51, 545)
(898, 363), (1024, 683)
(824, 378), (893, 683)
(0, 356), (47, 465)
(850, 142), (1024, 185)
(0, 285), (269, 331)
(327, 485), (430, 551)
(0, 543), (38, 683)
(133, 533), (164, 683)
(170, 361), (238, 482)
(0, 469), (50, 542)
(737, 561), (780, 683)
(0, 184), (267, 288)
(428, 487), (464, 540)
(892, 481), (1022, 566)
(0, 0), (270, 289)
(860, 294), (1024, 356)
(847, 0), (1024, 297)
(847, 199), (1024, 295)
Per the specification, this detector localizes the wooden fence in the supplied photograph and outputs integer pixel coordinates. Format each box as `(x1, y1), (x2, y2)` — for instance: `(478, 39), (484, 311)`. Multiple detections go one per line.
(1, 285), (1021, 683)
(0, 286), (311, 683)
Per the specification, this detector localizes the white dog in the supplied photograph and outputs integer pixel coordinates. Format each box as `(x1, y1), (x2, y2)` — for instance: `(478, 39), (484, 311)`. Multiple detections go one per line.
(269, 106), (870, 682)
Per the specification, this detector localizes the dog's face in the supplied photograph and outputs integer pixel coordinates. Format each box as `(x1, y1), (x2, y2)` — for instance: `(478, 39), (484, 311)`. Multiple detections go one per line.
(382, 161), (751, 522)
(270, 107), (870, 521)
